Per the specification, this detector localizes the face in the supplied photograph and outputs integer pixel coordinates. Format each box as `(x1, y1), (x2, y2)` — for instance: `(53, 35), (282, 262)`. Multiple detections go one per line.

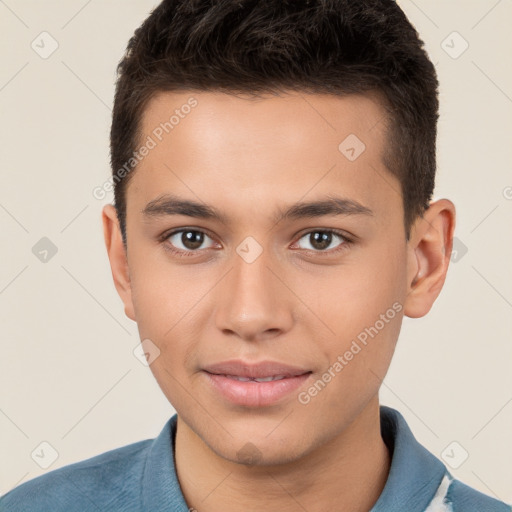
(116, 90), (412, 465)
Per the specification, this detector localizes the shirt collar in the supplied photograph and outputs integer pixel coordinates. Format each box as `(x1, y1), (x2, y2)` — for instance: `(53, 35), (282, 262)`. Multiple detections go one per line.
(370, 405), (446, 511)
(142, 405), (446, 511)
(141, 413), (188, 512)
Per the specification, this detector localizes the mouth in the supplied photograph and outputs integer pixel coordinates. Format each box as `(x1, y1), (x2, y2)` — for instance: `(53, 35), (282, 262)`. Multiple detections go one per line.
(211, 374), (297, 382)
(201, 360), (313, 407)
(202, 359), (311, 379)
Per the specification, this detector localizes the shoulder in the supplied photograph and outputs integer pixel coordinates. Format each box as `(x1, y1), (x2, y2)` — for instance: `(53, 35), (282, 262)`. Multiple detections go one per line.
(0, 438), (152, 512)
(377, 406), (511, 512)
(445, 476), (511, 512)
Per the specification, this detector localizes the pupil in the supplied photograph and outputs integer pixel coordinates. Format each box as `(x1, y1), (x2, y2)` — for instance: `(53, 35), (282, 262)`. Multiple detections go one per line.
(182, 231), (203, 250)
(311, 231), (331, 250)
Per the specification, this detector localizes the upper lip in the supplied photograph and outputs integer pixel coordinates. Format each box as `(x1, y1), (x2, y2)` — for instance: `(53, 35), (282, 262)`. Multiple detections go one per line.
(203, 360), (311, 378)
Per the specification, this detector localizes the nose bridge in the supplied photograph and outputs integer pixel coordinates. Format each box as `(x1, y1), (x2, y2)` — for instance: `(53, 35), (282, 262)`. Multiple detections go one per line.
(214, 238), (292, 340)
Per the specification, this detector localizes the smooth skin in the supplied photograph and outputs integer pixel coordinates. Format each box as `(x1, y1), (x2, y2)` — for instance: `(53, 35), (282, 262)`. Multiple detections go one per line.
(103, 90), (455, 512)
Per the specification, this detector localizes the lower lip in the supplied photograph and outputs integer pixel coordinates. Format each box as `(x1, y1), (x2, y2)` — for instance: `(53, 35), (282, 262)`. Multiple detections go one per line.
(203, 371), (312, 407)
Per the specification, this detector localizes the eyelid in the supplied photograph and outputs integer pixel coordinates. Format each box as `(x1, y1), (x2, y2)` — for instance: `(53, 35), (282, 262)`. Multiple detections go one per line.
(294, 227), (354, 243)
(290, 228), (353, 253)
(159, 227), (219, 250)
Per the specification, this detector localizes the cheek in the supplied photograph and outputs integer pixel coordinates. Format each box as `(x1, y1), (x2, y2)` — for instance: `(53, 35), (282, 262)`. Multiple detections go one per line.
(303, 242), (406, 389)
(128, 249), (202, 338)
(129, 266), (199, 409)
(302, 243), (405, 331)
(304, 306), (403, 418)
(128, 254), (205, 372)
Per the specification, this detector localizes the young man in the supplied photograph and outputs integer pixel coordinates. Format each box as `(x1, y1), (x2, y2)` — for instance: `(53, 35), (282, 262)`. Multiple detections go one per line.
(2, 1), (510, 511)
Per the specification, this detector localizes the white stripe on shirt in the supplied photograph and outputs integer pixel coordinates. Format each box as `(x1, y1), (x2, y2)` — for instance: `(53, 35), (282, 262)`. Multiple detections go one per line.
(424, 473), (453, 512)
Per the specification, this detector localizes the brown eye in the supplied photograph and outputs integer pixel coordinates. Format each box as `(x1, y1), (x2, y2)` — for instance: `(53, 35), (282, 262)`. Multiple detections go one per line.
(296, 230), (346, 252)
(167, 230), (215, 252)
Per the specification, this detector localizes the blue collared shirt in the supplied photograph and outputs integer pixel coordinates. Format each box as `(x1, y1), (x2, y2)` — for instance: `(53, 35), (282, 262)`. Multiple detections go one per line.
(1, 406), (510, 511)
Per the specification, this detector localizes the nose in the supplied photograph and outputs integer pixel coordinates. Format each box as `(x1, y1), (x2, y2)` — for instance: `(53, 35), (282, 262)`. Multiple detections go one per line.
(214, 244), (294, 342)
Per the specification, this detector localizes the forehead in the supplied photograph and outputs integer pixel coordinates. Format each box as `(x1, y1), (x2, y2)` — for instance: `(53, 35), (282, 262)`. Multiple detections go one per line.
(140, 89), (389, 152)
(128, 89), (399, 228)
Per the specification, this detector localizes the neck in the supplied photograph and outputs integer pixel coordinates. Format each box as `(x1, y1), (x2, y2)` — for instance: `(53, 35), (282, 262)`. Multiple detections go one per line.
(174, 397), (390, 512)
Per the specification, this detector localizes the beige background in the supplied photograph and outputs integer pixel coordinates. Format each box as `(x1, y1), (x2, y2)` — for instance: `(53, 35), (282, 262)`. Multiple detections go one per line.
(1, 0), (511, 504)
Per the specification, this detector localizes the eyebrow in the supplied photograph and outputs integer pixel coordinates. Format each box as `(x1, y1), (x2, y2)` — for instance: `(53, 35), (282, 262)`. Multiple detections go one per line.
(142, 193), (373, 225)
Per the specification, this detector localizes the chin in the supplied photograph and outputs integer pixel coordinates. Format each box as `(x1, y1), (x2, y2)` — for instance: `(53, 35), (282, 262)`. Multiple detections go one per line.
(207, 430), (311, 468)
(225, 444), (304, 468)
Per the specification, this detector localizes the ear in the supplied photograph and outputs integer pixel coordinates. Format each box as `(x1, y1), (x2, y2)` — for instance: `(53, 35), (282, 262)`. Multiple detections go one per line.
(403, 199), (456, 318)
(102, 204), (136, 321)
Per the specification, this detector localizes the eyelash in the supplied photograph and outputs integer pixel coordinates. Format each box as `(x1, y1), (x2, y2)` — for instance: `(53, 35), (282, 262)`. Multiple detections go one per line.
(159, 228), (354, 259)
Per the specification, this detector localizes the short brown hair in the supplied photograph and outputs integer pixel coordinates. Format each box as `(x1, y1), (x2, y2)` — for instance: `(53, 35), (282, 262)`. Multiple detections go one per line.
(110, 0), (439, 244)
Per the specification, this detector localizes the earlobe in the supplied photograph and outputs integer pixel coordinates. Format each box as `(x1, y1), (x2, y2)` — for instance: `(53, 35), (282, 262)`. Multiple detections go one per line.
(102, 204), (136, 321)
(403, 199), (456, 318)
